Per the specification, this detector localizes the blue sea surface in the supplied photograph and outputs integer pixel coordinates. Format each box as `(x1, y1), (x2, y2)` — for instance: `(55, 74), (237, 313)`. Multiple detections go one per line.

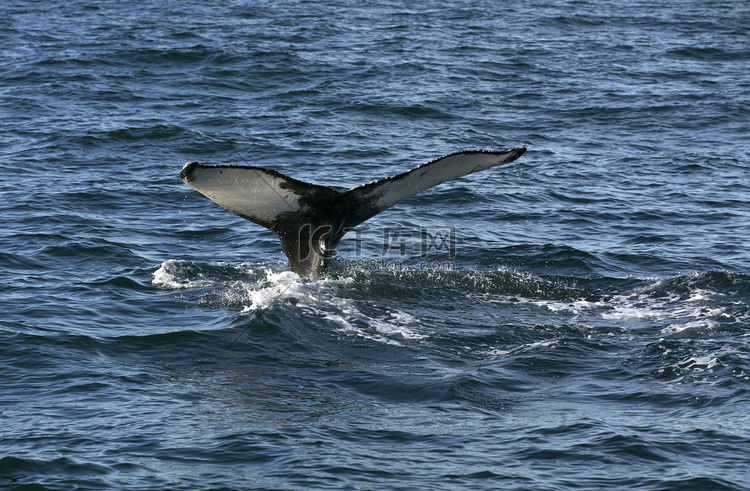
(2, 1), (750, 489)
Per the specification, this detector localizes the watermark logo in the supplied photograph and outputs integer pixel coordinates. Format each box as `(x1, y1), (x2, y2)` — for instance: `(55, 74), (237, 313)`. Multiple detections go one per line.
(343, 258), (457, 272)
(337, 225), (458, 272)
(420, 226), (456, 258)
(371, 225), (457, 258)
(296, 223), (335, 262)
(297, 224), (458, 268)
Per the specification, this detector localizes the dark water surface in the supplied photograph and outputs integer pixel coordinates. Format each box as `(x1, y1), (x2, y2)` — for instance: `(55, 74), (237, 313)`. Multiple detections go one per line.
(2, 1), (750, 489)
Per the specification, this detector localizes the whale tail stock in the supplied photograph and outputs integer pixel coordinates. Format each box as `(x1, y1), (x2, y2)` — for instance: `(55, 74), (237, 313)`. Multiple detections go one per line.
(180, 147), (526, 277)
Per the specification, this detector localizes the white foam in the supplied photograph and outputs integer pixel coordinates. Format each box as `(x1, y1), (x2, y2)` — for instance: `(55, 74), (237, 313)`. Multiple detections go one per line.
(522, 287), (735, 335)
(685, 289), (719, 303)
(238, 270), (306, 311)
(219, 268), (422, 346)
(368, 311), (425, 341)
(661, 318), (721, 336)
(324, 313), (357, 331)
(321, 302), (426, 346)
(485, 339), (560, 358)
(152, 259), (216, 289)
(655, 344), (745, 384)
(155, 262), (745, 354)
(684, 354), (720, 371)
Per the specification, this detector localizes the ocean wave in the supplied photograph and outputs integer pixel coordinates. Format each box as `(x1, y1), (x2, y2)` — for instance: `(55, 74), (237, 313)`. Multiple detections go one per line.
(152, 259), (750, 367)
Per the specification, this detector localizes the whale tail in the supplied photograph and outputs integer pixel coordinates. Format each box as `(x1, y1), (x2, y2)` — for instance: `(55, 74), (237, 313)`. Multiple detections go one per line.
(180, 147), (526, 277)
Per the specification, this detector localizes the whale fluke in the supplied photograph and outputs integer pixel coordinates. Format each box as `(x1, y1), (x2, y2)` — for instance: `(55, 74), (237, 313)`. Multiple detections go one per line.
(181, 147), (526, 277)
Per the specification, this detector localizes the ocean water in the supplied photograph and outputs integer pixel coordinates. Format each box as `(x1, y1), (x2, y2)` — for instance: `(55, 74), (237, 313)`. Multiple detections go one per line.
(2, 0), (750, 489)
